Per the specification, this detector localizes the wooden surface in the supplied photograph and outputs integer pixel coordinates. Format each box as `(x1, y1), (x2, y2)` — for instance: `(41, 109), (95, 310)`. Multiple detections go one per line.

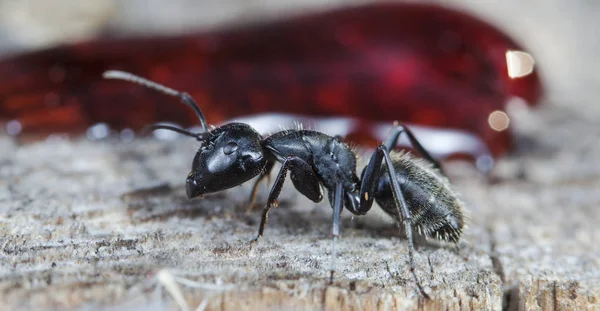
(1, 103), (599, 311)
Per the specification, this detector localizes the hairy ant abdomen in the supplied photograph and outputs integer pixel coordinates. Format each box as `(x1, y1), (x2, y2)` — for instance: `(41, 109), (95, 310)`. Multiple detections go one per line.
(374, 151), (464, 243)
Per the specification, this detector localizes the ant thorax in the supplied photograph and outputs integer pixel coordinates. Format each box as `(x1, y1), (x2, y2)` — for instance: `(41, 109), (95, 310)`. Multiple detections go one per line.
(263, 130), (360, 193)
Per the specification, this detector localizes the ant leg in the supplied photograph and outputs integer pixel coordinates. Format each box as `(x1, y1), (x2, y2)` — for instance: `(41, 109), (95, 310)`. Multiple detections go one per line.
(249, 156), (321, 244)
(249, 159), (290, 244)
(359, 124), (443, 215)
(329, 183), (344, 283)
(377, 145), (430, 298)
(384, 124), (443, 174)
(356, 148), (384, 215)
(247, 160), (275, 212)
(289, 160), (323, 203)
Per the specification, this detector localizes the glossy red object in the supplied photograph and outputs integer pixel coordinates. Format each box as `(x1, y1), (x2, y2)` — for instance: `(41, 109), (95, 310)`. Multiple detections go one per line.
(0, 3), (541, 159)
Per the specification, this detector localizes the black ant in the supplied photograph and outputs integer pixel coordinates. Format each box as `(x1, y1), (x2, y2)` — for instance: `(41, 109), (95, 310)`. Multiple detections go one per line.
(103, 70), (465, 298)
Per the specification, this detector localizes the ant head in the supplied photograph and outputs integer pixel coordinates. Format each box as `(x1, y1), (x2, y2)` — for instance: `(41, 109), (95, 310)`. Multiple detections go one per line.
(102, 70), (267, 199)
(186, 123), (266, 198)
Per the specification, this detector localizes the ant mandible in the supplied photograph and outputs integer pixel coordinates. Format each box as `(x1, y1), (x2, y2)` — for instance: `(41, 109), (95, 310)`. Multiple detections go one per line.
(103, 70), (465, 298)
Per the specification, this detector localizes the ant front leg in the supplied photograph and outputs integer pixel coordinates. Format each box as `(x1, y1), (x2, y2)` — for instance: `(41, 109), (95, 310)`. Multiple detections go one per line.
(249, 156), (322, 244)
(384, 124), (444, 175)
(247, 160), (275, 212)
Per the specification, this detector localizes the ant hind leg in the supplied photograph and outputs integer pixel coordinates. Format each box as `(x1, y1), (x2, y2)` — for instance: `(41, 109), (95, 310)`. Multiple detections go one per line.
(377, 145), (431, 299)
(384, 124), (444, 175)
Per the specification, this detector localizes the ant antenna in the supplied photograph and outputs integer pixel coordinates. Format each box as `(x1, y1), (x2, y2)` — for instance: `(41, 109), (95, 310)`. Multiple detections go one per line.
(103, 70), (209, 132)
(146, 124), (210, 142)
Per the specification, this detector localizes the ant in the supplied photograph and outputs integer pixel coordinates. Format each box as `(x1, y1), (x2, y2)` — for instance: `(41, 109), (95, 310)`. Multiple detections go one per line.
(103, 70), (465, 298)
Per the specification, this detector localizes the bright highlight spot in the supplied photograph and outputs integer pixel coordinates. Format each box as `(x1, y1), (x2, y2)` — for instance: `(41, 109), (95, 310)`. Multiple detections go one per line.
(488, 110), (510, 132)
(86, 123), (110, 140)
(506, 50), (535, 78)
(6, 120), (22, 136)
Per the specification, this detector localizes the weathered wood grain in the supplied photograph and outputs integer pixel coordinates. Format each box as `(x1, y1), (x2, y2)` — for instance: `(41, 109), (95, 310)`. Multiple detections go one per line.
(1, 103), (599, 311)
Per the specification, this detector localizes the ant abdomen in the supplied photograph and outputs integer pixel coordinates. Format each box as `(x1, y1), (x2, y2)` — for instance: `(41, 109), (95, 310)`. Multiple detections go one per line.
(375, 151), (464, 243)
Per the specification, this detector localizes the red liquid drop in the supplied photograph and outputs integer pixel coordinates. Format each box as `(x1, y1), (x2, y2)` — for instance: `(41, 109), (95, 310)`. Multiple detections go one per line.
(0, 3), (542, 160)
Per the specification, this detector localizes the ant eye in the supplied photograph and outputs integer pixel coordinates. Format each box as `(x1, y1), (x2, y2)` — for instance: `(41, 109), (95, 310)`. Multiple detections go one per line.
(223, 141), (239, 155)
